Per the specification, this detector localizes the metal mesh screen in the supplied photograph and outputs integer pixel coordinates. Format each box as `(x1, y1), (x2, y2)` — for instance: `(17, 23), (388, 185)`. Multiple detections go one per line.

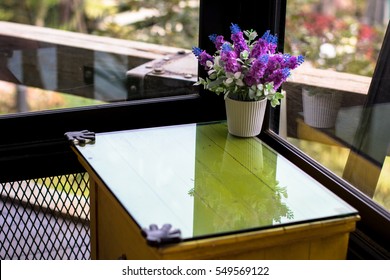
(0, 173), (90, 260)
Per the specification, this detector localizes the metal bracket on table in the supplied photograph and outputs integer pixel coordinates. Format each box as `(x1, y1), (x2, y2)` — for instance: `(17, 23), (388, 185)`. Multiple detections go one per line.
(141, 224), (182, 247)
(64, 130), (96, 145)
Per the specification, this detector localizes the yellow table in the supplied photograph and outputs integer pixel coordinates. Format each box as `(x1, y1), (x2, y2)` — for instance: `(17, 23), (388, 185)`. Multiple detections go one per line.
(71, 122), (359, 259)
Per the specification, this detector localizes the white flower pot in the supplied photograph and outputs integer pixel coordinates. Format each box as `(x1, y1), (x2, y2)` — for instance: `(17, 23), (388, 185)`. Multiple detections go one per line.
(302, 88), (342, 128)
(225, 97), (267, 137)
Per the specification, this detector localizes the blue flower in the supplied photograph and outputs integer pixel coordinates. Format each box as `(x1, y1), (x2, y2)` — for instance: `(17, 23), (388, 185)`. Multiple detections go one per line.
(192, 47), (202, 57)
(230, 23), (249, 55)
(230, 23), (241, 34)
(221, 42), (232, 52)
(297, 55), (305, 65)
(221, 43), (241, 73)
(261, 30), (278, 45)
(209, 34), (225, 50)
(192, 47), (214, 69)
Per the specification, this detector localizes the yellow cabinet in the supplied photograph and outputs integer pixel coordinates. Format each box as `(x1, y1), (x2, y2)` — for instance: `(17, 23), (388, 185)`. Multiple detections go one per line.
(72, 122), (360, 259)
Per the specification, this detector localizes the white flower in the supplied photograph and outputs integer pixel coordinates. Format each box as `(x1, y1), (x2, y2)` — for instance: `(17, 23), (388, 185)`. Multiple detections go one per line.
(206, 60), (214, 68)
(320, 43), (337, 59)
(234, 72), (242, 79)
(235, 79), (244, 86)
(225, 77), (234, 85)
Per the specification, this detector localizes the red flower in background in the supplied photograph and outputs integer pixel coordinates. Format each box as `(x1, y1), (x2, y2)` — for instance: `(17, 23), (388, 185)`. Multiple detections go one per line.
(358, 24), (377, 60)
(303, 12), (347, 36)
(359, 24), (375, 41)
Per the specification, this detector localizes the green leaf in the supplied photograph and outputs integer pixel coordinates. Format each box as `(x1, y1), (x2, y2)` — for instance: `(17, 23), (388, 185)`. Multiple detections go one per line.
(248, 88), (255, 99)
(240, 50), (249, 60)
(209, 72), (217, 79)
(271, 99), (280, 107)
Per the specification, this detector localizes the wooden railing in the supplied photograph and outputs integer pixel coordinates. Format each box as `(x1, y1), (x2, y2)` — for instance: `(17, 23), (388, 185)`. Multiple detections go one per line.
(0, 21), (372, 97)
(0, 21), (184, 60)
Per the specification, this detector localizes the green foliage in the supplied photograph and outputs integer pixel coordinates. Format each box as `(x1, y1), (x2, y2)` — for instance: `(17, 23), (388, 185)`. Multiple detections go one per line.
(0, 0), (198, 48)
(0, 0), (59, 26)
(95, 0), (199, 49)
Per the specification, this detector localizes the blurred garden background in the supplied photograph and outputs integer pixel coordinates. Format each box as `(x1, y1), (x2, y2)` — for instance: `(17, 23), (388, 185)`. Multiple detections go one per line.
(1, 0), (388, 77)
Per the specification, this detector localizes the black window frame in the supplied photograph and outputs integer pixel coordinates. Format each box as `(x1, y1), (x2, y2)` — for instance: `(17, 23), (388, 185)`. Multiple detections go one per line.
(258, 1), (390, 258)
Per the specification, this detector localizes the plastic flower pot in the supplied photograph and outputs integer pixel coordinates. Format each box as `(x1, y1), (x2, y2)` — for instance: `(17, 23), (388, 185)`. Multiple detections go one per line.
(225, 97), (267, 137)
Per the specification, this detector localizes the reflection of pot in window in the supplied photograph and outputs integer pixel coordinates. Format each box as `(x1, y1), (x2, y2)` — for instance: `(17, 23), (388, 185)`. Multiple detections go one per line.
(302, 86), (343, 128)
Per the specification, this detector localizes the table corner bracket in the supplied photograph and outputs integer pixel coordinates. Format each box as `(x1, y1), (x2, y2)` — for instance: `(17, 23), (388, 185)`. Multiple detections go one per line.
(64, 129), (96, 146)
(141, 223), (182, 247)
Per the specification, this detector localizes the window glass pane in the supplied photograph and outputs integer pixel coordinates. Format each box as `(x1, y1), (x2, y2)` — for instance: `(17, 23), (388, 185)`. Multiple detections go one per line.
(281, 0), (390, 213)
(0, 0), (199, 116)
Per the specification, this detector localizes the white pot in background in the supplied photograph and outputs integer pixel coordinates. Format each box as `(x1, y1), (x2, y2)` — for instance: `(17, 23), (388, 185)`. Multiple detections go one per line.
(302, 87), (342, 128)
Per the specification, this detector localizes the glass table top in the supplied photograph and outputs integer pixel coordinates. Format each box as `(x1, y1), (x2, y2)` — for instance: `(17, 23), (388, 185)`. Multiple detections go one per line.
(74, 121), (358, 240)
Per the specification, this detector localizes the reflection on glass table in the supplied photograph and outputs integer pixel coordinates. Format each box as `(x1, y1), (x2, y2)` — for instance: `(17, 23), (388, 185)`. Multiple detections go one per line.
(295, 103), (390, 210)
(71, 121), (360, 259)
(286, 21), (390, 213)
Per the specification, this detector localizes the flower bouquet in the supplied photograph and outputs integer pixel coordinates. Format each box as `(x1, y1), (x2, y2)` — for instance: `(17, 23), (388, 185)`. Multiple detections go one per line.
(192, 23), (304, 137)
(192, 23), (304, 107)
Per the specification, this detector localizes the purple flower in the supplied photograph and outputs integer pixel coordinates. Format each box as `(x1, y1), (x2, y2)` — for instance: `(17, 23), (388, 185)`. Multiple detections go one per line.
(250, 39), (269, 59)
(209, 34), (225, 50)
(191, 24), (304, 104)
(261, 30), (278, 54)
(230, 23), (249, 56)
(220, 43), (241, 73)
(244, 55), (269, 86)
(263, 54), (284, 77)
(264, 68), (290, 90)
(192, 47), (214, 69)
(250, 30), (279, 59)
(283, 54), (305, 69)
